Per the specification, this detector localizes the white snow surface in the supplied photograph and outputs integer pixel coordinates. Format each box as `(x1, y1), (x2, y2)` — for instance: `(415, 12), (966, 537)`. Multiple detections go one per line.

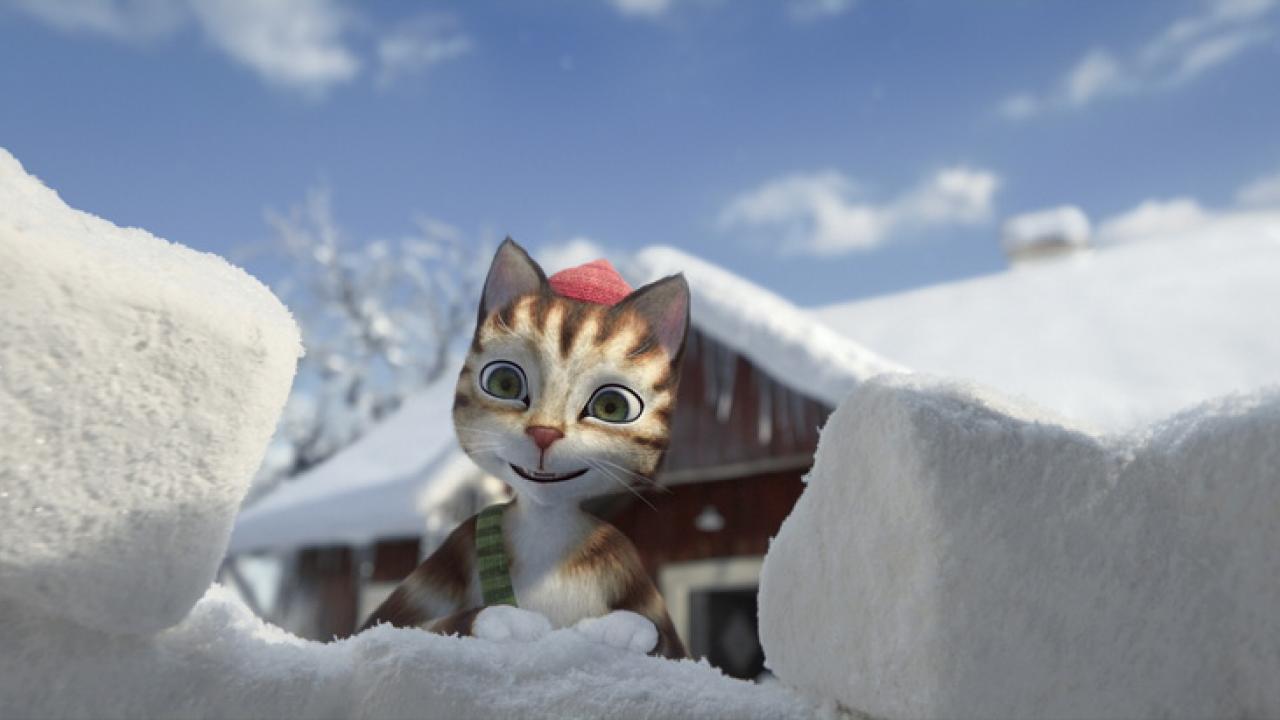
(1, 586), (812, 720)
(760, 375), (1280, 719)
(0, 148), (812, 719)
(628, 246), (903, 403)
(814, 224), (1280, 432)
(0, 147), (301, 635)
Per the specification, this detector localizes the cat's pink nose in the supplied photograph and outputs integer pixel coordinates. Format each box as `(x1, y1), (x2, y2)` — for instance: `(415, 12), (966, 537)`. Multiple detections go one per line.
(526, 426), (565, 451)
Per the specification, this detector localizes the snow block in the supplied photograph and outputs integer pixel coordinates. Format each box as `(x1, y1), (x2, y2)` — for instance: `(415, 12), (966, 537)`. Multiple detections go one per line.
(759, 375), (1280, 719)
(0, 585), (814, 720)
(0, 148), (301, 635)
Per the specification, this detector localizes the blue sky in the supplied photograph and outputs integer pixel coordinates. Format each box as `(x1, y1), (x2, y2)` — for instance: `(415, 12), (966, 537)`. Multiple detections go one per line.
(3, 0), (1278, 305)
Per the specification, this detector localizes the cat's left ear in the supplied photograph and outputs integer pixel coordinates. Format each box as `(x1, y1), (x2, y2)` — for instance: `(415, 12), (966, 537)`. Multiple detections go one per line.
(616, 274), (691, 363)
(479, 238), (549, 319)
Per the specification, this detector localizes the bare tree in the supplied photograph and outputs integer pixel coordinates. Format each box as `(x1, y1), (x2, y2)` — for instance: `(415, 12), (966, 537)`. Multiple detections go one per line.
(248, 187), (488, 502)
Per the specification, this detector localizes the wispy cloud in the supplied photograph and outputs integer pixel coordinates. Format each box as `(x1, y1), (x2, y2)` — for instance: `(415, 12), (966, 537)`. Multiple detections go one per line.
(189, 0), (360, 95)
(537, 237), (609, 274)
(1236, 170), (1280, 207)
(375, 14), (472, 90)
(788, 0), (856, 23)
(719, 167), (1000, 255)
(3, 0), (470, 98)
(607, 0), (674, 20)
(606, 0), (855, 22)
(4, 0), (185, 40)
(1097, 167), (1280, 245)
(999, 0), (1276, 120)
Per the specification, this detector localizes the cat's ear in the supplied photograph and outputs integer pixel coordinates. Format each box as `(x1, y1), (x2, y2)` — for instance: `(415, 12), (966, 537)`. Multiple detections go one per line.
(615, 274), (691, 363)
(479, 238), (548, 318)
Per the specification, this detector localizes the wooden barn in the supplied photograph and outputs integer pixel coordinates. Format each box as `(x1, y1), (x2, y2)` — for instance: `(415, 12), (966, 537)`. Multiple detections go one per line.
(221, 247), (896, 679)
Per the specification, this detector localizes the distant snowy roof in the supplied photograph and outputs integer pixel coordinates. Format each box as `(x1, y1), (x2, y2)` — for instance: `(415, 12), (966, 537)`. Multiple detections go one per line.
(626, 246), (901, 403)
(230, 247), (899, 554)
(228, 377), (468, 554)
(814, 214), (1280, 432)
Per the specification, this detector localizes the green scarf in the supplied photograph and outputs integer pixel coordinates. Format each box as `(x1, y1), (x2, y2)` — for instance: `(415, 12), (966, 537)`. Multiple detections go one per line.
(475, 503), (518, 607)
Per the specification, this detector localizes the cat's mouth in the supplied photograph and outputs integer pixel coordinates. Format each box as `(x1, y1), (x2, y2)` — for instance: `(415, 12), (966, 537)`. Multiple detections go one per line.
(510, 464), (590, 483)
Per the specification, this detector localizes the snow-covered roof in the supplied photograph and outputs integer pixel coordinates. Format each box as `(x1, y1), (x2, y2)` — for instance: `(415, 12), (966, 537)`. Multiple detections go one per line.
(228, 377), (470, 554)
(814, 214), (1280, 432)
(229, 247), (898, 554)
(626, 246), (902, 403)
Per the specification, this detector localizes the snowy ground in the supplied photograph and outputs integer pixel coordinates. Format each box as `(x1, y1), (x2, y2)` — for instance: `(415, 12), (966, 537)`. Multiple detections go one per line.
(761, 375), (1280, 719)
(2, 585), (812, 720)
(0, 147), (815, 719)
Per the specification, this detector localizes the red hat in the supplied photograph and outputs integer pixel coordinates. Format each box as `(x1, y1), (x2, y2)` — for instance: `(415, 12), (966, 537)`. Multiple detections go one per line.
(548, 259), (632, 306)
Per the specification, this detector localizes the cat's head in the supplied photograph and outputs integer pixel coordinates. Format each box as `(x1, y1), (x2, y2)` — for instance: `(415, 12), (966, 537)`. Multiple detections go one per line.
(453, 239), (690, 506)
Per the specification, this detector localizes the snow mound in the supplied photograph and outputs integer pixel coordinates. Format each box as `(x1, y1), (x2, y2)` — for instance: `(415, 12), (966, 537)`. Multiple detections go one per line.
(760, 375), (1280, 719)
(0, 148), (301, 635)
(0, 584), (812, 719)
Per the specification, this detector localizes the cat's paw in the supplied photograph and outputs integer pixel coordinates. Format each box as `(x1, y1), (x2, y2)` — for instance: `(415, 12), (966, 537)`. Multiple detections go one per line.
(473, 605), (552, 643)
(573, 610), (658, 654)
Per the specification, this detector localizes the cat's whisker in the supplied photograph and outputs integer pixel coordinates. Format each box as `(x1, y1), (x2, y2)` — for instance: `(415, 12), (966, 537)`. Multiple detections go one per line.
(586, 458), (657, 512)
(594, 457), (672, 495)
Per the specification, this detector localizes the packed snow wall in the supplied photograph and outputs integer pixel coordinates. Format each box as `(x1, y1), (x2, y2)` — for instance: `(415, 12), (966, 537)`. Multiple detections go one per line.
(760, 375), (1280, 719)
(0, 148), (813, 720)
(0, 149), (303, 634)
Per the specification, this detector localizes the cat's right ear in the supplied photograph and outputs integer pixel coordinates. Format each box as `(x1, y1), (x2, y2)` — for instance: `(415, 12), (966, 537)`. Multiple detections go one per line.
(479, 238), (548, 319)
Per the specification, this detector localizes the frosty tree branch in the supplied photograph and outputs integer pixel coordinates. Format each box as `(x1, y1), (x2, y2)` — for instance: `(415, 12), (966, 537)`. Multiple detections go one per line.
(248, 187), (487, 501)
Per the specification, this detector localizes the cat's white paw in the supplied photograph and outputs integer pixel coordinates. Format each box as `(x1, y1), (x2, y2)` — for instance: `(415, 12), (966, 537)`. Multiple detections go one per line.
(473, 605), (552, 643)
(573, 610), (658, 654)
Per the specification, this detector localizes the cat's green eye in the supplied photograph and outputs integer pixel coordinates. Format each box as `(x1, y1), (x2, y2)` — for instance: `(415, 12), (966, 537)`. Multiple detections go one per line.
(585, 385), (643, 424)
(480, 361), (527, 403)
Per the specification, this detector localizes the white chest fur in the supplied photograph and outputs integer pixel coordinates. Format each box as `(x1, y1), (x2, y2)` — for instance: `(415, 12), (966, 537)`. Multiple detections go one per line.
(504, 503), (610, 628)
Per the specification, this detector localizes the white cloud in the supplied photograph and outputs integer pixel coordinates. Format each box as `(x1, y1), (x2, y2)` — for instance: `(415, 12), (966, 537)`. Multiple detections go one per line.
(1236, 171), (1280, 208)
(537, 237), (609, 274)
(789, 0), (856, 22)
(376, 14), (472, 89)
(1096, 198), (1209, 245)
(998, 93), (1040, 121)
(608, 0), (673, 19)
(189, 0), (360, 95)
(607, 0), (855, 22)
(1097, 169), (1280, 246)
(1064, 49), (1125, 106)
(999, 0), (1276, 120)
(2, 0), (470, 97)
(719, 167), (1000, 255)
(4, 0), (185, 40)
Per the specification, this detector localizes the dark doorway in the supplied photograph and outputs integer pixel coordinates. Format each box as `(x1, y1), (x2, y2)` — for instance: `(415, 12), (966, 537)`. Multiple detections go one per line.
(689, 586), (766, 680)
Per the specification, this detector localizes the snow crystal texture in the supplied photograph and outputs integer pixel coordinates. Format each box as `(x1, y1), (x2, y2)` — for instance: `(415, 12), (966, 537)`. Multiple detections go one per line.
(760, 375), (1280, 719)
(0, 585), (812, 720)
(0, 148), (301, 634)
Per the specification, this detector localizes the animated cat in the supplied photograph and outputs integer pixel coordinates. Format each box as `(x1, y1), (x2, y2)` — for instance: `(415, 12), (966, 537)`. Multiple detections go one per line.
(360, 238), (689, 659)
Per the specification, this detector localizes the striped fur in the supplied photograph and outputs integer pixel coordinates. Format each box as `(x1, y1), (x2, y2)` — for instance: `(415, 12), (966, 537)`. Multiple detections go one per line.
(362, 239), (688, 659)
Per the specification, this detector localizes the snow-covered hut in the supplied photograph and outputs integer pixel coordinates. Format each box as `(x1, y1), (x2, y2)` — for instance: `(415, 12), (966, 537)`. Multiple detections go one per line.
(224, 246), (899, 677)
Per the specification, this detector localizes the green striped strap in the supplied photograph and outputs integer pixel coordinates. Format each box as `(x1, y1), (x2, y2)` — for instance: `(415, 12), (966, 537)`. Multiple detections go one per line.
(475, 503), (518, 607)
